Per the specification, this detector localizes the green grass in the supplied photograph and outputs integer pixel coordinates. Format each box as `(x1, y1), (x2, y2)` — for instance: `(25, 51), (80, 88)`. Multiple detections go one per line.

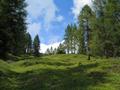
(0, 54), (120, 90)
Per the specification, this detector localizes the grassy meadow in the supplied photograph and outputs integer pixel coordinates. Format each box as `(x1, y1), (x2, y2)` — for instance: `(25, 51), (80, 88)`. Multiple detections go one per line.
(0, 54), (120, 90)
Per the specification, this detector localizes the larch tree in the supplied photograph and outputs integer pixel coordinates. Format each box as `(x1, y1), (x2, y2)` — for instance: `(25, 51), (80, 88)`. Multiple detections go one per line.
(64, 24), (71, 54)
(78, 5), (95, 60)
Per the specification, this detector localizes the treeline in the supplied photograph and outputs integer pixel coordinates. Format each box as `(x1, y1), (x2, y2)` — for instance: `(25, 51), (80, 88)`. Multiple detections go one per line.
(0, 0), (120, 59)
(45, 43), (65, 55)
(0, 0), (40, 59)
(64, 0), (120, 58)
(26, 34), (40, 57)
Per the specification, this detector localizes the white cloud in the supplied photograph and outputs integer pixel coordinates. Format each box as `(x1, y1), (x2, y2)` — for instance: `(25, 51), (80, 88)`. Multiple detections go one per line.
(26, 0), (57, 19)
(56, 15), (64, 22)
(72, 0), (92, 19)
(48, 35), (62, 44)
(27, 22), (41, 39)
(40, 41), (64, 53)
(26, 0), (64, 30)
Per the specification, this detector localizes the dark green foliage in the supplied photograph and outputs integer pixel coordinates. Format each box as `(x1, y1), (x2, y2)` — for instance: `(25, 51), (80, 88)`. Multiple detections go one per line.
(46, 47), (54, 55)
(57, 43), (66, 54)
(0, 0), (27, 58)
(93, 0), (120, 57)
(33, 35), (40, 56)
(0, 30), (12, 59)
(64, 24), (78, 54)
(46, 44), (65, 55)
(77, 24), (85, 54)
(50, 47), (54, 54)
(46, 48), (51, 55)
(53, 48), (57, 54)
(64, 0), (120, 58)
(64, 24), (71, 54)
(25, 33), (32, 54)
(78, 5), (95, 59)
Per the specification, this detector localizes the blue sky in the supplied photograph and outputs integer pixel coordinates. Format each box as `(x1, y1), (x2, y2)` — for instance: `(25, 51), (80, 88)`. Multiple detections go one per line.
(26, 0), (92, 53)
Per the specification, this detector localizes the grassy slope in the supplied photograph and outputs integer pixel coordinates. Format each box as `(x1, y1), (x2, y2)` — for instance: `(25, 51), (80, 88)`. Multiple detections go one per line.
(0, 54), (120, 90)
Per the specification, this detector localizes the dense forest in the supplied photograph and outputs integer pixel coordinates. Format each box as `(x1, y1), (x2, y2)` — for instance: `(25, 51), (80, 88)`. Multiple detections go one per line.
(64, 0), (120, 59)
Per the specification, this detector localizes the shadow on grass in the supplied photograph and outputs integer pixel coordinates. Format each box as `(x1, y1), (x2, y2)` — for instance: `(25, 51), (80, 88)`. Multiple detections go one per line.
(0, 70), (19, 90)
(22, 60), (73, 67)
(16, 63), (108, 90)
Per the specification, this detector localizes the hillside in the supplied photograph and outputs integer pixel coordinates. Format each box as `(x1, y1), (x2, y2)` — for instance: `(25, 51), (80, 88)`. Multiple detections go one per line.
(0, 55), (120, 90)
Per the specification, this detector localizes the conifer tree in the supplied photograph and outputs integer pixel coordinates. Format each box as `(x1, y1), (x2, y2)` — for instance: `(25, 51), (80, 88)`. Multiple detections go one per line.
(93, 0), (120, 57)
(57, 43), (66, 54)
(0, 0), (27, 58)
(33, 35), (40, 56)
(25, 33), (32, 54)
(78, 5), (95, 60)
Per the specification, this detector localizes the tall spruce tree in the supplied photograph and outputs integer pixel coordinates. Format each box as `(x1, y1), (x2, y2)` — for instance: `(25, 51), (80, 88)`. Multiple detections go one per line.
(64, 24), (78, 54)
(64, 24), (71, 54)
(0, 0), (13, 58)
(25, 33), (32, 54)
(0, 0), (27, 58)
(11, 0), (27, 55)
(33, 35), (40, 56)
(77, 24), (85, 54)
(72, 24), (78, 54)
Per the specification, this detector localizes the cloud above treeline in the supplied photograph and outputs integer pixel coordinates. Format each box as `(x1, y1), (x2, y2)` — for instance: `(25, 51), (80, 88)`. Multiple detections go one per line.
(40, 40), (64, 53)
(25, 0), (92, 53)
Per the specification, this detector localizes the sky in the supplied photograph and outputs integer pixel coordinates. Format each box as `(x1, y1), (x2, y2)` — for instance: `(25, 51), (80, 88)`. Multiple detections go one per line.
(26, 0), (92, 53)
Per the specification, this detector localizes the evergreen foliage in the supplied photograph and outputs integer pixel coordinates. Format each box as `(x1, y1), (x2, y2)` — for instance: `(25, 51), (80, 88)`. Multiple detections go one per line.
(0, 0), (27, 58)
(64, 0), (120, 58)
(57, 43), (66, 54)
(25, 33), (32, 54)
(33, 35), (40, 56)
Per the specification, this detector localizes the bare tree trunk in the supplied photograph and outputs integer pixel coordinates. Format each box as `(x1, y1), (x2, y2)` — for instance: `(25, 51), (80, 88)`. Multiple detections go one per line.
(88, 47), (90, 60)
